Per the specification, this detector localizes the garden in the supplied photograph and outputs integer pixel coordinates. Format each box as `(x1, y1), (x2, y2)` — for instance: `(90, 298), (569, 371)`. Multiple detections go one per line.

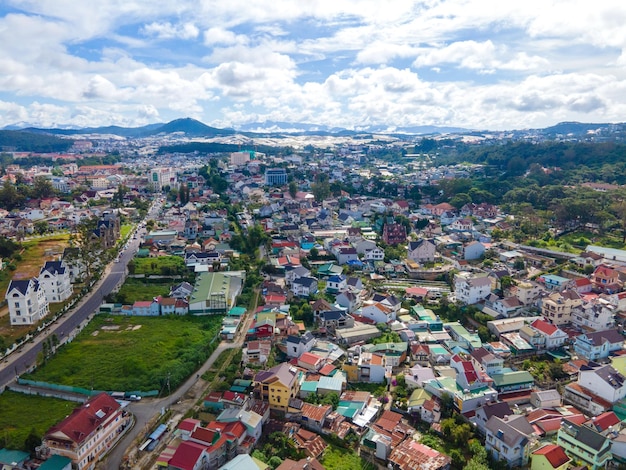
(23, 314), (223, 393)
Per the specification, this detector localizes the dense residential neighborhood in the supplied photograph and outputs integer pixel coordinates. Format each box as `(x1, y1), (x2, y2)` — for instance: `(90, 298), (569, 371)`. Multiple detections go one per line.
(5, 124), (626, 470)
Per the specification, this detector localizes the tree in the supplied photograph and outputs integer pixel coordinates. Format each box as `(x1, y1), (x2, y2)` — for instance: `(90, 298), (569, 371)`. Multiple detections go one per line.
(31, 175), (56, 199)
(288, 180), (298, 199)
(311, 174), (331, 202)
(23, 428), (41, 456)
(68, 216), (103, 281)
(34, 220), (49, 235)
(0, 180), (25, 211)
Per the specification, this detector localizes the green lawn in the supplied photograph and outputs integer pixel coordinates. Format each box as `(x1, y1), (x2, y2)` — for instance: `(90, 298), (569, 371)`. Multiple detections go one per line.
(0, 390), (76, 452)
(24, 314), (223, 393)
(112, 278), (171, 304)
(120, 224), (133, 239)
(130, 256), (187, 276)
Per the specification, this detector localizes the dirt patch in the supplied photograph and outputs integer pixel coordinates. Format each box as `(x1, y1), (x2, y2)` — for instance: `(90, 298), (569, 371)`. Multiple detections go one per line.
(101, 325), (120, 331)
(132, 325), (142, 330)
(92, 331), (99, 336)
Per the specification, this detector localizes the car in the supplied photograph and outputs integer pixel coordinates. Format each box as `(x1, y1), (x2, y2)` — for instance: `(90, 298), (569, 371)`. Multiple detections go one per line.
(128, 394), (142, 401)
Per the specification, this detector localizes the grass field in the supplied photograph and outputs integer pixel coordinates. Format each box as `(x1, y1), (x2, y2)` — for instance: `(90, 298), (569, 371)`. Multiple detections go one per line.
(0, 390), (76, 451)
(321, 445), (375, 470)
(120, 224), (133, 239)
(130, 256), (187, 276)
(24, 314), (223, 393)
(112, 278), (171, 304)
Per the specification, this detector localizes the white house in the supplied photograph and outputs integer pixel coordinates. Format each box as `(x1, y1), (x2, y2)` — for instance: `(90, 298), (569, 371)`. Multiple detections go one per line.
(285, 332), (316, 358)
(485, 415), (534, 468)
(363, 247), (385, 261)
(573, 329), (624, 361)
(463, 241), (485, 260)
(528, 319), (568, 349)
(454, 272), (492, 305)
(571, 298), (615, 332)
(291, 277), (318, 297)
(407, 239), (436, 264)
(38, 260), (73, 303)
(326, 275), (347, 293)
(335, 291), (361, 312)
(360, 302), (396, 324)
(7, 278), (49, 325)
(577, 363), (626, 404)
(285, 266), (311, 285)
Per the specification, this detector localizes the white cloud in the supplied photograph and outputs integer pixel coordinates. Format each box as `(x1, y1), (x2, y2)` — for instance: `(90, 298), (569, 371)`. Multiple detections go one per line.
(142, 21), (199, 40)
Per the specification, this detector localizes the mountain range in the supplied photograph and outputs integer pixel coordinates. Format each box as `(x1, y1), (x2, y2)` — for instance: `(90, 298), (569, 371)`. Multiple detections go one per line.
(2, 117), (626, 140)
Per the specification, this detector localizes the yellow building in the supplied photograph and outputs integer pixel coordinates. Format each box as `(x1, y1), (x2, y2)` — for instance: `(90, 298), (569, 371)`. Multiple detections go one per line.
(254, 362), (302, 412)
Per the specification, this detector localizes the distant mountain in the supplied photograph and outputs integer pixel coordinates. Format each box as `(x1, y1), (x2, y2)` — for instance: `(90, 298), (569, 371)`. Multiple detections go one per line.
(0, 130), (73, 152)
(540, 121), (626, 137)
(153, 118), (235, 137)
(236, 120), (468, 135)
(8, 118), (235, 138)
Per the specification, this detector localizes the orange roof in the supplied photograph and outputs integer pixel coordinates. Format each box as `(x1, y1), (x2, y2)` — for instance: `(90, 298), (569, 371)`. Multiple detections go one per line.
(533, 444), (571, 469)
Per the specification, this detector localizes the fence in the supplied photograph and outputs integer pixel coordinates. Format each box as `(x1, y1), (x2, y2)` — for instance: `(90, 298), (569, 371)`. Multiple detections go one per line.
(17, 378), (158, 398)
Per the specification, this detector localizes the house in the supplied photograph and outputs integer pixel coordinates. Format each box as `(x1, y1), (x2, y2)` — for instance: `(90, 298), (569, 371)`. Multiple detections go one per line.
(530, 390), (562, 409)
(363, 246), (385, 261)
(43, 393), (130, 470)
(382, 223), (407, 246)
(275, 458), (324, 470)
(360, 302), (396, 324)
(541, 289), (583, 326)
(336, 247), (358, 265)
(168, 441), (209, 470)
(325, 275), (347, 294)
(388, 439), (451, 470)
(335, 291), (360, 313)
(407, 239), (436, 264)
(576, 363), (626, 404)
(469, 347), (504, 375)
(472, 402), (513, 435)
(285, 266), (311, 286)
(591, 264), (622, 293)
(485, 414), (534, 468)
(454, 272), (492, 305)
(317, 310), (355, 331)
(529, 319), (568, 349)
(530, 444), (571, 470)
(7, 278), (49, 325)
(450, 218), (473, 232)
(291, 277), (318, 297)
(573, 329), (624, 361)
(342, 352), (387, 383)
(285, 332), (316, 358)
(463, 241), (485, 260)
(297, 352), (324, 372)
(170, 281), (194, 299)
(132, 300), (159, 316)
(299, 402), (332, 433)
(254, 363), (303, 412)
(38, 260), (73, 303)
(557, 420), (612, 470)
(571, 298), (615, 332)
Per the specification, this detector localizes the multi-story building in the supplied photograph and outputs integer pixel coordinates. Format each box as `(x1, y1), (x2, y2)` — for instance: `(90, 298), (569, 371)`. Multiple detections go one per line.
(230, 151), (252, 166)
(148, 167), (177, 191)
(573, 329), (624, 361)
(43, 393), (130, 470)
(38, 260), (73, 303)
(557, 420), (612, 470)
(407, 239), (436, 263)
(254, 363), (303, 412)
(454, 272), (492, 305)
(6, 278), (49, 325)
(571, 298), (615, 332)
(485, 415), (534, 468)
(264, 168), (288, 186)
(541, 289), (583, 326)
(382, 223), (407, 245)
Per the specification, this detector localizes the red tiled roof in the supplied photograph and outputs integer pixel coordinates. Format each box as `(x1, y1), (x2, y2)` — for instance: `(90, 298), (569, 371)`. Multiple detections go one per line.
(531, 319), (558, 336)
(533, 444), (571, 469)
(45, 393), (120, 445)
(301, 403), (332, 422)
(167, 441), (207, 470)
(319, 364), (336, 376)
(178, 418), (201, 433)
(587, 411), (620, 431)
(298, 352), (322, 366)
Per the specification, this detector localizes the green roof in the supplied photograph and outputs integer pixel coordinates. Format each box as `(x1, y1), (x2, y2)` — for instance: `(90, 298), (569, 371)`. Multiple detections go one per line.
(408, 388), (432, 407)
(228, 306), (246, 317)
(301, 381), (319, 393)
(337, 401), (363, 419)
(38, 455), (73, 470)
(0, 449), (29, 465)
(491, 371), (534, 387)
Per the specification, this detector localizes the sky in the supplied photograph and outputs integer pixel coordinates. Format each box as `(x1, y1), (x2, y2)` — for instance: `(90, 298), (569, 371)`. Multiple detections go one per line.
(1, 0), (626, 131)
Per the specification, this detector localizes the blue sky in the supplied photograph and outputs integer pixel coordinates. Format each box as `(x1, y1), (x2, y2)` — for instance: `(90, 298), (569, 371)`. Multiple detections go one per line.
(0, 0), (625, 130)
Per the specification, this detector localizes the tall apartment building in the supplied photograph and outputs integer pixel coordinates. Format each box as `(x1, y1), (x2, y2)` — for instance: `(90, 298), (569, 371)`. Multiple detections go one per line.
(264, 168), (288, 186)
(149, 167), (177, 191)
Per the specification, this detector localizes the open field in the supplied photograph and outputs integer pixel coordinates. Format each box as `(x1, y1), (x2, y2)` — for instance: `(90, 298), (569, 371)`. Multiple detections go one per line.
(321, 444), (376, 470)
(0, 390), (76, 451)
(111, 278), (171, 304)
(24, 314), (223, 393)
(130, 256), (187, 276)
(120, 224), (133, 239)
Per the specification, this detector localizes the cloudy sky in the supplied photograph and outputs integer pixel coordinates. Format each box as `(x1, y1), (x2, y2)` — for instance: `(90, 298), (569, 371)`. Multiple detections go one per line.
(1, 0), (626, 131)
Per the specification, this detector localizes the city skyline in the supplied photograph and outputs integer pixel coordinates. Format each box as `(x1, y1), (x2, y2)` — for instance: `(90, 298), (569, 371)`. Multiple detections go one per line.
(1, 0), (625, 131)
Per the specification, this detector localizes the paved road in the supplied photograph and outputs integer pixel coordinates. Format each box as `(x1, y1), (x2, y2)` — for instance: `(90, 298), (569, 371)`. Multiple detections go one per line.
(0, 201), (161, 391)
